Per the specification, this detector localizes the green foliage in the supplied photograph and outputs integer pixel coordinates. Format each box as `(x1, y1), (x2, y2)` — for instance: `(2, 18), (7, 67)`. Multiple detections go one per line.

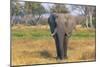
(50, 4), (69, 13)
(24, 2), (45, 15)
(11, 1), (21, 16)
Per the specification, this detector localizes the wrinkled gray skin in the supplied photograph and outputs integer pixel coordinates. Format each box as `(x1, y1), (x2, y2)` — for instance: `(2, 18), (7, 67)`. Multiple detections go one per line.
(48, 13), (76, 60)
(55, 13), (76, 37)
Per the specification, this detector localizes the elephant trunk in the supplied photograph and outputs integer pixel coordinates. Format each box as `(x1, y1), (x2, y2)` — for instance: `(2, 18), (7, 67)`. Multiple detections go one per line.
(57, 31), (65, 59)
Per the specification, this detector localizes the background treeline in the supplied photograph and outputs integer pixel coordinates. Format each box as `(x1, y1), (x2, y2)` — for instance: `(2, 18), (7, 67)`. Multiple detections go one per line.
(11, 0), (96, 28)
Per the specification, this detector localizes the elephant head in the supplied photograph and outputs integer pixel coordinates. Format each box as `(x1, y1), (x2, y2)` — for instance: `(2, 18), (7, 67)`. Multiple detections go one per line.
(55, 13), (76, 37)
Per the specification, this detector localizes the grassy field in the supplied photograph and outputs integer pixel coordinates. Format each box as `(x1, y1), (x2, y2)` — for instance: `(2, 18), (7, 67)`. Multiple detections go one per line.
(11, 25), (96, 66)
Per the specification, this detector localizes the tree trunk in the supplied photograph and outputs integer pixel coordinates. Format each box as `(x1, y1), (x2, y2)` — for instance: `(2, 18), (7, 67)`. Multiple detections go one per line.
(86, 16), (89, 28)
(89, 14), (93, 28)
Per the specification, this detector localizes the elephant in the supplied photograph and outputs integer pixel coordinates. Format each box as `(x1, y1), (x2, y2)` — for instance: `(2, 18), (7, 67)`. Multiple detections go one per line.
(48, 13), (77, 60)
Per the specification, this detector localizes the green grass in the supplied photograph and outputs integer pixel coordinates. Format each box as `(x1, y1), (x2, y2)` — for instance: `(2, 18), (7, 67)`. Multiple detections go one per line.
(12, 28), (51, 40)
(70, 31), (95, 39)
(12, 26), (95, 40)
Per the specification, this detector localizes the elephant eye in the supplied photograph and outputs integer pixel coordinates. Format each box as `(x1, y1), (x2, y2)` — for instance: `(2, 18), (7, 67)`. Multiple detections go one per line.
(55, 15), (58, 18)
(65, 22), (68, 26)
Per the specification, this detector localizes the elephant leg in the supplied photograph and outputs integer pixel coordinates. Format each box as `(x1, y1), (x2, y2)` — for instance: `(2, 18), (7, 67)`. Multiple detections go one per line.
(54, 34), (61, 59)
(63, 35), (68, 58)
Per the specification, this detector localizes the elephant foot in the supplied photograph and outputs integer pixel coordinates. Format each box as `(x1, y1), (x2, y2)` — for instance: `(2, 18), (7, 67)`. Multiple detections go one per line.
(56, 54), (68, 60)
(56, 57), (67, 63)
(56, 57), (64, 61)
(56, 56), (65, 60)
(64, 54), (68, 59)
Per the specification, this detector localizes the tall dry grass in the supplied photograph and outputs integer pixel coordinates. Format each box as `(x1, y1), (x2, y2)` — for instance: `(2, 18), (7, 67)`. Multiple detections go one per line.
(11, 25), (96, 66)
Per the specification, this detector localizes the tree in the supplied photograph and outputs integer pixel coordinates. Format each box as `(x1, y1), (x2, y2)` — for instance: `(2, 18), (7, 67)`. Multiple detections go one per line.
(11, 0), (25, 26)
(50, 4), (69, 13)
(71, 5), (96, 28)
(11, 0), (24, 16)
(24, 2), (46, 25)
